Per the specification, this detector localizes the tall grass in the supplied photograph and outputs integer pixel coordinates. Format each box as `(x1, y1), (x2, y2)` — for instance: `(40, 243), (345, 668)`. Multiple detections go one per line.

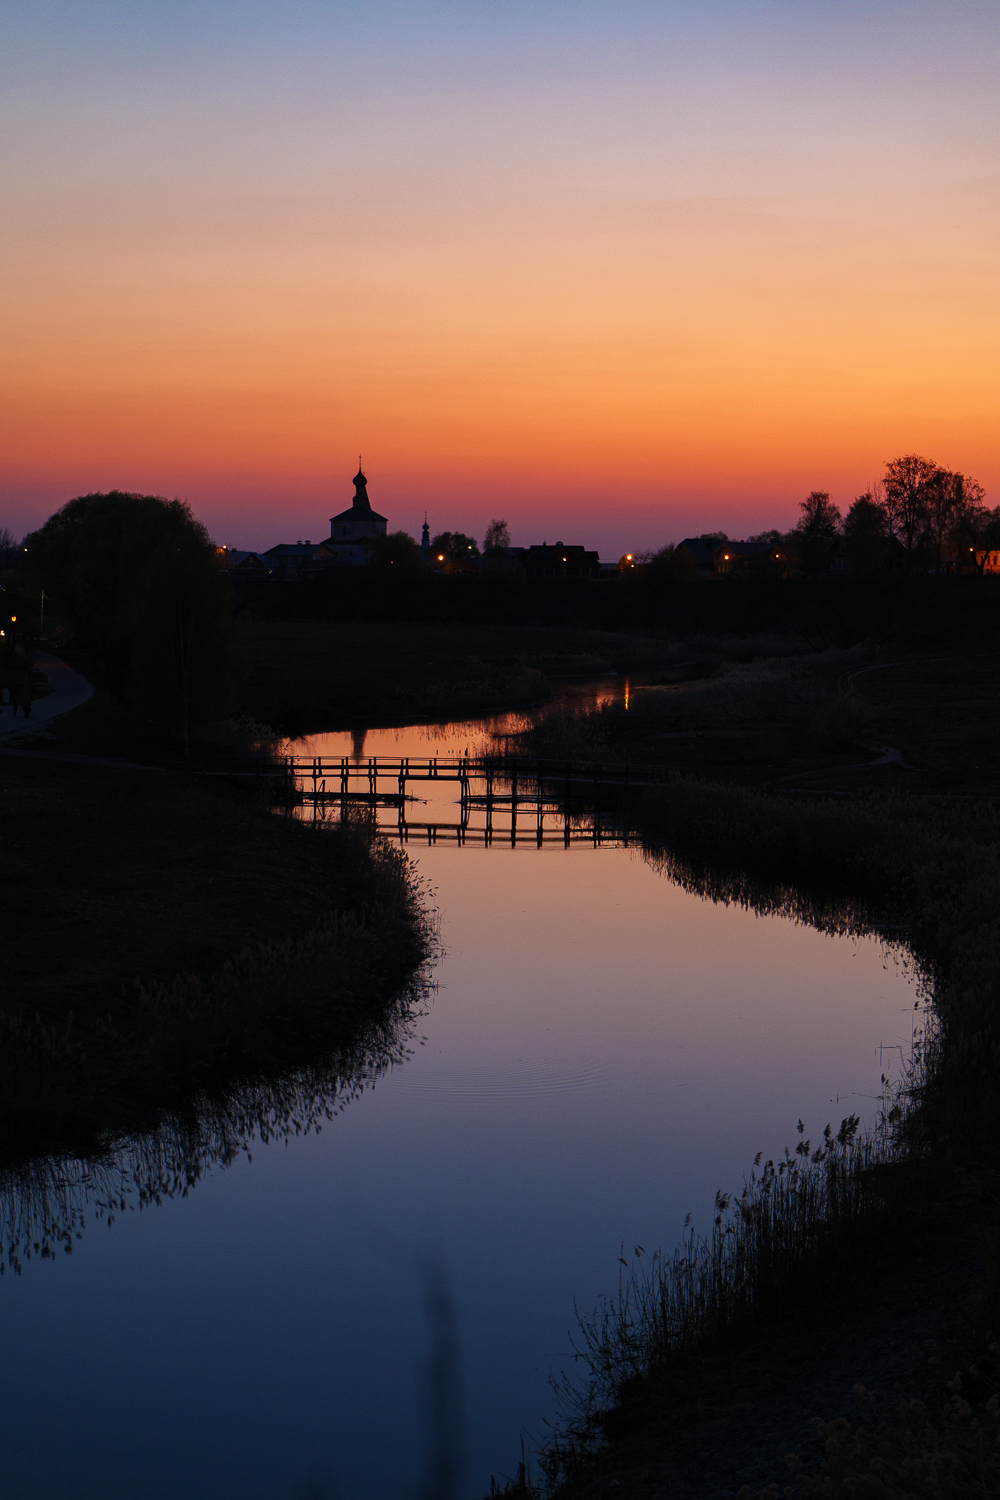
(531, 1100), (928, 1493)
(488, 698), (1000, 1495)
(0, 815), (432, 1163)
(577, 1115), (904, 1386)
(0, 976), (428, 1275)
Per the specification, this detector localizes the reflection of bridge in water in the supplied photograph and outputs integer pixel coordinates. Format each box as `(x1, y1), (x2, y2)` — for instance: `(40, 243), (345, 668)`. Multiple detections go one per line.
(286, 755), (655, 848)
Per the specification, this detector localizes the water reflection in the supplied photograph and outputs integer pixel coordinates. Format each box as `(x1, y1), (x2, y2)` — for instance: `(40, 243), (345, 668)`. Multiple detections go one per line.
(285, 677), (628, 764)
(0, 770), (925, 1499)
(0, 982), (427, 1278)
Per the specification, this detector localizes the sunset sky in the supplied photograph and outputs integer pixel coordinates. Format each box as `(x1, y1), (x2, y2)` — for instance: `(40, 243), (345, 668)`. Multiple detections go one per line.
(3, 1), (999, 554)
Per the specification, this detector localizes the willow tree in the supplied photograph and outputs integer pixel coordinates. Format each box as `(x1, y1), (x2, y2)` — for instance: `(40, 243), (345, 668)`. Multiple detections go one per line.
(27, 492), (235, 753)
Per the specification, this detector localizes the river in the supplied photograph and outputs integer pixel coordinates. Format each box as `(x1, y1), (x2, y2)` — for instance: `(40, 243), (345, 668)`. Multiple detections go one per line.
(0, 705), (922, 1499)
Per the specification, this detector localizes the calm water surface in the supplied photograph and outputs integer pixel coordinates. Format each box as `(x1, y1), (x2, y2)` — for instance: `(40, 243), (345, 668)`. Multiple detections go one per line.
(0, 714), (921, 1499)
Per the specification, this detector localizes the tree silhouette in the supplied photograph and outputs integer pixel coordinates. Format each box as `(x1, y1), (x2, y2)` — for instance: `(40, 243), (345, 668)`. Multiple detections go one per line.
(27, 492), (235, 752)
(794, 491), (842, 573)
(431, 532), (480, 569)
(882, 455), (937, 574)
(843, 494), (889, 575)
(482, 518), (511, 554)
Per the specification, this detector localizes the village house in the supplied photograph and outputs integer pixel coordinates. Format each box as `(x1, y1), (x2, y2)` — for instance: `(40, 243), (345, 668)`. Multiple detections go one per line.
(261, 540), (339, 579)
(216, 548), (268, 573)
(712, 540), (789, 575)
(676, 536), (724, 572)
(517, 542), (601, 577)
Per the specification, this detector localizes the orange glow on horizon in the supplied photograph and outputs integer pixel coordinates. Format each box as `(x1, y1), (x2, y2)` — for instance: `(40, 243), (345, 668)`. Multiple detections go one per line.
(4, 4), (1000, 549)
(6, 182), (998, 542)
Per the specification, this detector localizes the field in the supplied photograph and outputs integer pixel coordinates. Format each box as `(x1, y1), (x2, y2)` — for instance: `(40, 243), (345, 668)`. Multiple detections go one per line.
(236, 619), (679, 733)
(503, 641), (1000, 800)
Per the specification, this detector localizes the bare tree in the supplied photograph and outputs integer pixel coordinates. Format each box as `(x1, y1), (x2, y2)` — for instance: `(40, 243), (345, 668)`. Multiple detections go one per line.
(924, 468), (969, 572)
(946, 475), (990, 570)
(482, 518), (511, 553)
(843, 493), (889, 575)
(794, 491), (842, 573)
(882, 455), (937, 574)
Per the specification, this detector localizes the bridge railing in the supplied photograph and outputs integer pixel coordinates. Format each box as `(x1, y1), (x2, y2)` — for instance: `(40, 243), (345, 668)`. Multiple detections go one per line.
(277, 753), (669, 787)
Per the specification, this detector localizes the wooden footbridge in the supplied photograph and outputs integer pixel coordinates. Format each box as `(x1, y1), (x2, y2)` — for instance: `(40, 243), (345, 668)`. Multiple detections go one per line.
(264, 753), (663, 848)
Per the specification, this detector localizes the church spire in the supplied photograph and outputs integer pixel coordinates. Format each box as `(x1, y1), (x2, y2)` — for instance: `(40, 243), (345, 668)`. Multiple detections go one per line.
(352, 461), (371, 513)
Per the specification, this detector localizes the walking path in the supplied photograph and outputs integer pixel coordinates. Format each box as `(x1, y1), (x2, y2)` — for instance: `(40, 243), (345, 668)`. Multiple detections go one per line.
(0, 651), (94, 742)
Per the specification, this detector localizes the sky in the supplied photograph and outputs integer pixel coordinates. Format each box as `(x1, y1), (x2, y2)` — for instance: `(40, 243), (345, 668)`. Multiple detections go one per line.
(2, 1), (999, 554)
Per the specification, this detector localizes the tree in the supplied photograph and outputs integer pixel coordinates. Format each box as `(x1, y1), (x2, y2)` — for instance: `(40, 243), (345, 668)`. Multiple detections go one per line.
(882, 455), (937, 574)
(27, 492), (236, 753)
(0, 527), (28, 667)
(369, 530), (421, 574)
(794, 491), (842, 573)
(920, 468), (969, 573)
(946, 478), (996, 570)
(644, 543), (695, 585)
(431, 532), (480, 569)
(483, 518), (511, 554)
(843, 493), (889, 575)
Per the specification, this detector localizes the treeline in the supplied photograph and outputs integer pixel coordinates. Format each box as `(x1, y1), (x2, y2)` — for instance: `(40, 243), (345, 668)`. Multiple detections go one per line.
(664, 453), (994, 579)
(19, 491), (237, 752)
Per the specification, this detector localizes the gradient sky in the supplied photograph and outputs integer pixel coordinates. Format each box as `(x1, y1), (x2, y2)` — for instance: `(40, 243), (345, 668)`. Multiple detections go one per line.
(3, 1), (999, 553)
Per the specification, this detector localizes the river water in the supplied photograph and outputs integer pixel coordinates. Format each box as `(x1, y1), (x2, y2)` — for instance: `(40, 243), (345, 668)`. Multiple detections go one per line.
(0, 709), (922, 1500)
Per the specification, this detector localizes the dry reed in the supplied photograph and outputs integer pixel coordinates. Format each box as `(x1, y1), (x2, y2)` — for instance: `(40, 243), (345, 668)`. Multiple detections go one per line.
(0, 817), (432, 1162)
(487, 696), (1000, 1495)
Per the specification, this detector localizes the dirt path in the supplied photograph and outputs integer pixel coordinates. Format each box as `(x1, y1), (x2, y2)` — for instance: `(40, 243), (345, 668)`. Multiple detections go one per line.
(0, 651), (93, 741)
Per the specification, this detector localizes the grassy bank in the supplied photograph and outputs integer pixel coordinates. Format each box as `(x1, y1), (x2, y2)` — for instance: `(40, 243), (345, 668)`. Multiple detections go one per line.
(0, 1009), (425, 1274)
(0, 739), (430, 1162)
(500, 640), (1000, 797)
(487, 651), (1000, 1498)
(236, 619), (695, 734)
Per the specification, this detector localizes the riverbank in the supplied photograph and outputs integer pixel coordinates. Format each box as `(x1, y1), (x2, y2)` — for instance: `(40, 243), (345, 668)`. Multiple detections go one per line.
(490, 647), (1000, 1497)
(236, 620), (700, 735)
(0, 737), (430, 1163)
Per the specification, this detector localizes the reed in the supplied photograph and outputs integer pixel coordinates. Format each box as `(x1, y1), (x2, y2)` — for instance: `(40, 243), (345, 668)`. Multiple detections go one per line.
(0, 814), (432, 1162)
(0, 975), (428, 1275)
(488, 697), (1000, 1495)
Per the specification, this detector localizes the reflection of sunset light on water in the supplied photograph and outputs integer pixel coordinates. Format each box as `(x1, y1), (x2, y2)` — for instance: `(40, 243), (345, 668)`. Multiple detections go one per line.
(284, 679), (629, 761)
(0, 739), (923, 1500)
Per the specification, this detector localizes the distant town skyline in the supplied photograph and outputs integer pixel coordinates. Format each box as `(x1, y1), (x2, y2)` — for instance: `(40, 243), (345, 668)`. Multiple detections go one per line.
(4, 2), (998, 553)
